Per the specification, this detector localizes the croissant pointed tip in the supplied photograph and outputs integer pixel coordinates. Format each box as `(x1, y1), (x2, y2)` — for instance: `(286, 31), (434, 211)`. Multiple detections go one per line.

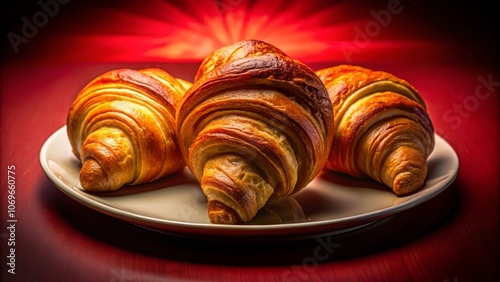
(376, 144), (430, 196)
(207, 200), (242, 224)
(80, 158), (122, 192)
(200, 154), (277, 224)
(391, 167), (427, 196)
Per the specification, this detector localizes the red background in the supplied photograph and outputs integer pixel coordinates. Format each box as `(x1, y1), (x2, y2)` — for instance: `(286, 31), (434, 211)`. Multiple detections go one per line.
(1, 0), (498, 281)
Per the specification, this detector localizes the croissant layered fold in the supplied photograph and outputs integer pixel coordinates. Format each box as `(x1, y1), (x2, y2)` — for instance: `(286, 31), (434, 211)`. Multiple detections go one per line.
(67, 68), (190, 192)
(177, 40), (334, 224)
(316, 65), (435, 196)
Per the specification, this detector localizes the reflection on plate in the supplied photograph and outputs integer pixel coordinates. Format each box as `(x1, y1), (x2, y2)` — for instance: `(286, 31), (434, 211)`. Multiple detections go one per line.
(40, 126), (459, 240)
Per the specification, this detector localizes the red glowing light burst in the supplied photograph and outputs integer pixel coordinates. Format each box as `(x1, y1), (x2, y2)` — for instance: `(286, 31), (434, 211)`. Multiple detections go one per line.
(29, 0), (452, 64)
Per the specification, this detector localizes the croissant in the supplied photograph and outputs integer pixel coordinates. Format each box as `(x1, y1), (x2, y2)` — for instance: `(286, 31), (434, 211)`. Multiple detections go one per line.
(67, 68), (190, 192)
(176, 39), (334, 224)
(316, 64), (435, 196)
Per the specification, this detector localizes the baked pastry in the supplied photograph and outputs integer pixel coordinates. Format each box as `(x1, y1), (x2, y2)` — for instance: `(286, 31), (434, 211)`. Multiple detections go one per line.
(67, 68), (190, 192)
(176, 39), (334, 224)
(316, 64), (435, 196)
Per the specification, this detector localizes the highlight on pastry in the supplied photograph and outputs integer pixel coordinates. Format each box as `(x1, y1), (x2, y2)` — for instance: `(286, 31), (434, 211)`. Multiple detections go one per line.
(176, 39), (334, 224)
(67, 68), (190, 192)
(316, 64), (435, 196)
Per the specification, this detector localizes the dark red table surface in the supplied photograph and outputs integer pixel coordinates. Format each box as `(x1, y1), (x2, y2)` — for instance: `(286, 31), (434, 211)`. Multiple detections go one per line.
(1, 1), (498, 281)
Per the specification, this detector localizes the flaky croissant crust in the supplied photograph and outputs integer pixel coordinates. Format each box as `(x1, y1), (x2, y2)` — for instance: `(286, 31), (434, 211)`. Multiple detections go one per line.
(317, 64), (435, 196)
(177, 39), (334, 223)
(67, 68), (188, 192)
(179, 40), (334, 191)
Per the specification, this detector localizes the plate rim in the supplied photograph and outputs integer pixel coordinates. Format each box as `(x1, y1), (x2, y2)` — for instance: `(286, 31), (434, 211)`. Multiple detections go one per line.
(40, 125), (459, 238)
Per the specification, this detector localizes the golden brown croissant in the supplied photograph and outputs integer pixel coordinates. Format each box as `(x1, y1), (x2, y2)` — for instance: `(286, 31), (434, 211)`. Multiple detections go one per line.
(316, 64), (435, 196)
(67, 68), (190, 192)
(177, 39), (334, 224)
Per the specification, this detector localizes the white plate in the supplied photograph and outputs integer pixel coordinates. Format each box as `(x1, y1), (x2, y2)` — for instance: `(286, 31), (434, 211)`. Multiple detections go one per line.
(40, 126), (459, 240)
